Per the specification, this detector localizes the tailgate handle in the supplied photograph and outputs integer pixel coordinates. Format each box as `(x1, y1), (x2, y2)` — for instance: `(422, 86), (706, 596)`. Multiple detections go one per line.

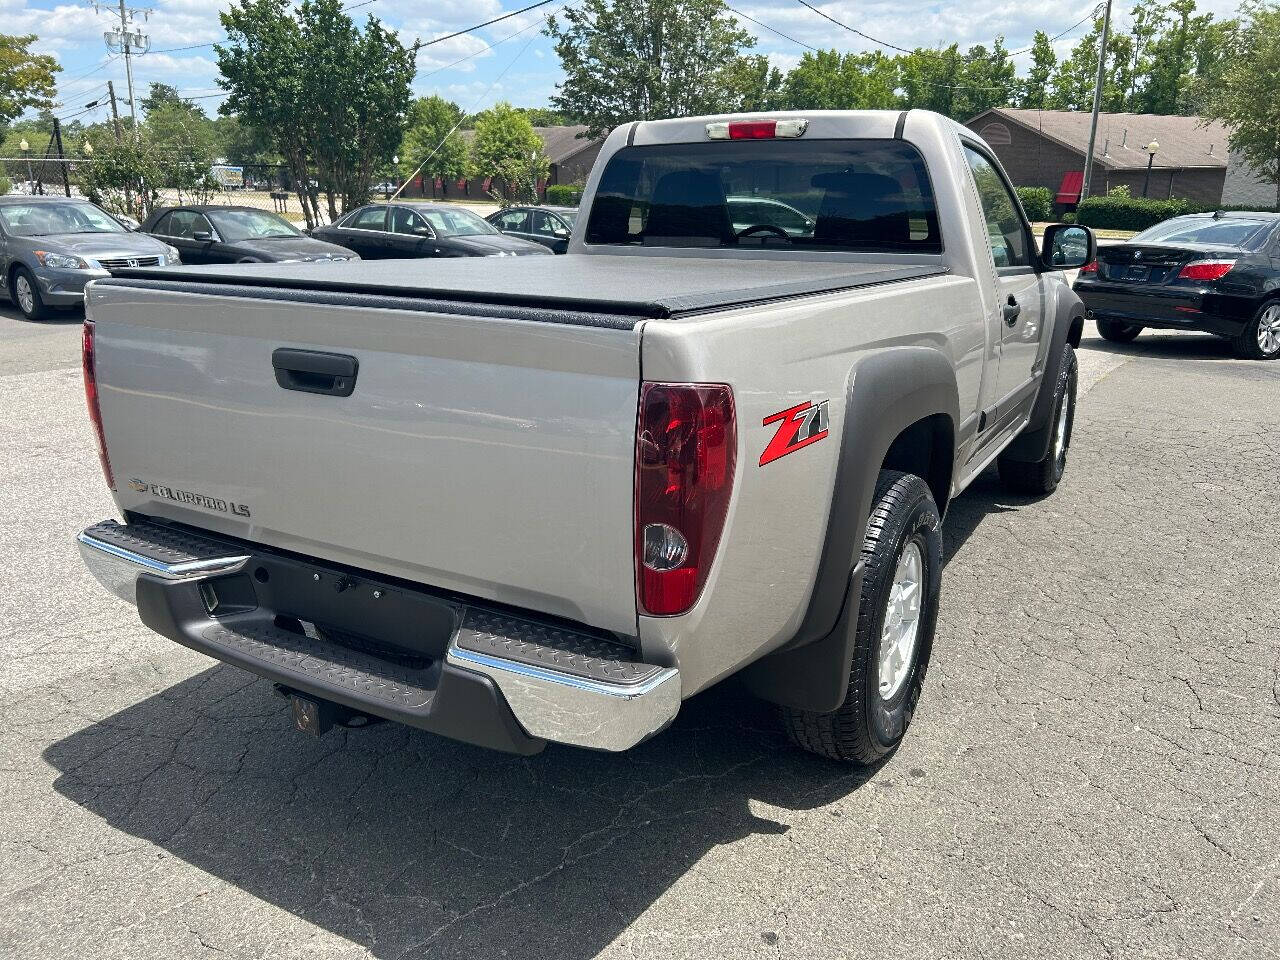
(272, 348), (358, 397)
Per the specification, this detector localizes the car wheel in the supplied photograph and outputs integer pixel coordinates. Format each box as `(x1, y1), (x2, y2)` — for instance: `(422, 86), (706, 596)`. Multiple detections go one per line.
(998, 344), (1078, 496)
(11, 266), (50, 321)
(781, 470), (942, 765)
(1096, 318), (1142, 343)
(1234, 301), (1280, 360)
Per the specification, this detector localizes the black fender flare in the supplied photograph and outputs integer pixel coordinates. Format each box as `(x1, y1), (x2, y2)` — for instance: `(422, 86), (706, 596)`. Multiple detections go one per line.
(1001, 289), (1085, 463)
(741, 347), (959, 713)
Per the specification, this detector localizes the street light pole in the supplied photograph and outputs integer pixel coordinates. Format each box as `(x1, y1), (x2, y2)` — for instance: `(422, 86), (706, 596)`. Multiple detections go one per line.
(1080, 0), (1113, 203)
(1142, 140), (1159, 197)
(20, 138), (34, 194)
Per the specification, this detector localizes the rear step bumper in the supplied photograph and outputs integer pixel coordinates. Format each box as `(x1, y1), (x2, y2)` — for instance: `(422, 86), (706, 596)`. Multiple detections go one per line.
(78, 520), (679, 753)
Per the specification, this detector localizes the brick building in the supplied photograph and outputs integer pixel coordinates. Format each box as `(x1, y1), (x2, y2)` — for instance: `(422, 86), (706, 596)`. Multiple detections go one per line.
(965, 108), (1236, 207)
(403, 125), (605, 202)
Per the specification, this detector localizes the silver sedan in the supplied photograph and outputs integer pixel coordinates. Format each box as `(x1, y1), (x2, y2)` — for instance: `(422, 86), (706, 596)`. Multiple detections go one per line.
(0, 196), (180, 320)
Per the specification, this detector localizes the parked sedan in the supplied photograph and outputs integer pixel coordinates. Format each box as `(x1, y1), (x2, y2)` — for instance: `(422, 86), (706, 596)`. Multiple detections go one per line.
(0, 196), (180, 320)
(1073, 212), (1280, 360)
(141, 205), (356, 264)
(486, 205), (578, 253)
(312, 202), (551, 260)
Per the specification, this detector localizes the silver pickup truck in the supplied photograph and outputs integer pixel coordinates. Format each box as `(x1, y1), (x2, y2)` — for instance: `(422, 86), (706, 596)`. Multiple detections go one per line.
(76, 110), (1094, 764)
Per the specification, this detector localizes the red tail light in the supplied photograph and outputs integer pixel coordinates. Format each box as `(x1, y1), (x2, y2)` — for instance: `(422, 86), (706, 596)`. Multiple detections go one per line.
(635, 383), (736, 616)
(706, 118), (808, 140)
(1079, 260), (1098, 275)
(82, 320), (115, 490)
(1178, 259), (1236, 282)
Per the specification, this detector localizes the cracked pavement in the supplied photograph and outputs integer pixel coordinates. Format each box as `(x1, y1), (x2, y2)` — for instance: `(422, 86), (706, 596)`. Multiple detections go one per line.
(1, 305), (1277, 959)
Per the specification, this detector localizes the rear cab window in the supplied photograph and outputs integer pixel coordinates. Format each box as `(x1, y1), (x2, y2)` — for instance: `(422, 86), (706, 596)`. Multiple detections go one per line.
(584, 139), (941, 253)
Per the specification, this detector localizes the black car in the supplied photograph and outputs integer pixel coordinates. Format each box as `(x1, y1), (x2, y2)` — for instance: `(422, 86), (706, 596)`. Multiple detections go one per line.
(486, 205), (578, 253)
(1073, 211), (1280, 360)
(312, 202), (550, 260)
(140, 205), (356, 264)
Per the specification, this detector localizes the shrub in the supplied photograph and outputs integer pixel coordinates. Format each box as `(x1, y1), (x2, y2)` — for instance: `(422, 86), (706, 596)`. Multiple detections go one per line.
(545, 183), (583, 206)
(1075, 194), (1280, 231)
(1075, 195), (1193, 230)
(1015, 186), (1053, 222)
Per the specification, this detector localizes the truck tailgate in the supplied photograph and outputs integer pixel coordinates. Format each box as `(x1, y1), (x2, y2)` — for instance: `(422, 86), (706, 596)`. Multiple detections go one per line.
(86, 282), (642, 636)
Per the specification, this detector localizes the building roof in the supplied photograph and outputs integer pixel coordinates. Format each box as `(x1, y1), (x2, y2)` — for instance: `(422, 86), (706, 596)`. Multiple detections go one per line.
(969, 108), (1232, 170)
(458, 125), (601, 165)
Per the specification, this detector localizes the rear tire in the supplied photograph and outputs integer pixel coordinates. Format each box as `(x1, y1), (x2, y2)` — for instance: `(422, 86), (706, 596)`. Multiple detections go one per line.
(1096, 318), (1142, 343)
(781, 471), (942, 764)
(998, 344), (1077, 496)
(1233, 302), (1280, 360)
(11, 267), (51, 321)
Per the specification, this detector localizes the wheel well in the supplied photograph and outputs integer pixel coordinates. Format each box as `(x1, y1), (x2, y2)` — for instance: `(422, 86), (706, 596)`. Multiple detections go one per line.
(879, 414), (954, 515)
(1067, 313), (1084, 348)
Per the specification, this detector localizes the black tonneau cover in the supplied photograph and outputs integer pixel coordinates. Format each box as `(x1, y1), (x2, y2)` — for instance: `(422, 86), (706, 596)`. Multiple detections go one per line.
(102, 254), (945, 326)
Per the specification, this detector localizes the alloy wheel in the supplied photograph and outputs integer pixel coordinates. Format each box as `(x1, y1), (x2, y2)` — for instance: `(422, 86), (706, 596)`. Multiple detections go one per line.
(1257, 305), (1280, 355)
(15, 275), (34, 315)
(878, 539), (923, 701)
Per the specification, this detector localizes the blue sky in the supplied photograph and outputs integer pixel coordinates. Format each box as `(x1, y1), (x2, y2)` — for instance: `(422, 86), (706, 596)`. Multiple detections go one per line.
(16, 0), (1245, 124)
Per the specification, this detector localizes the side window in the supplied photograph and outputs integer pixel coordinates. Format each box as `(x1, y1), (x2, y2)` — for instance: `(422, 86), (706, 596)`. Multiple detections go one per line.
(167, 211), (213, 240)
(390, 207), (431, 236)
(498, 210), (529, 231)
(349, 207), (388, 231)
(531, 210), (562, 236)
(962, 145), (1030, 269)
(151, 212), (173, 236)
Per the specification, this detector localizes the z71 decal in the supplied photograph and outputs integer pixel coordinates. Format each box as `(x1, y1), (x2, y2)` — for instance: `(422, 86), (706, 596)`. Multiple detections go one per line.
(759, 400), (830, 466)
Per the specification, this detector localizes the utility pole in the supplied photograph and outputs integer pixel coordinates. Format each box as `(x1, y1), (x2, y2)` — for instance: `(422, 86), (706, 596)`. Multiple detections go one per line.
(93, 0), (152, 141)
(106, 80), (123, 143)
(51, 119), (71, 197)
(1080, 0), (1113, 202)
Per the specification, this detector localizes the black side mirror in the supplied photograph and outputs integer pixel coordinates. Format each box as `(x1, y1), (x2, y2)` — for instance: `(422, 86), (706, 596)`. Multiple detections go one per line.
(193, 231), (214, 242)
(1041, 223), (1095, 270)
(553, 227), (570, 239)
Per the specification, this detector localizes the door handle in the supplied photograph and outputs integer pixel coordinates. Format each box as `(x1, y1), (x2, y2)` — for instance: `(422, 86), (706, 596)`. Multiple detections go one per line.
(1002, 296), (1021, 326)
(272, 348), (358, 397)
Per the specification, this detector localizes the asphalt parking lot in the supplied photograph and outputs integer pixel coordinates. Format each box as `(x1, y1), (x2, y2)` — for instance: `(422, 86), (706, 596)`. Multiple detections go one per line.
(1, 300), (1277, 959)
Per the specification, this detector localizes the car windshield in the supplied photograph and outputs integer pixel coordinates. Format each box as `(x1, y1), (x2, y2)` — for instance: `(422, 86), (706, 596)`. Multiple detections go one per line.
(584, 139), (941, 253)
(1132, 216), (1274, 249)
(419, 208), (499, 237)
(557, 210), (578, 227)
(0, 201), (126, 237)
(207, 209), (301, 242)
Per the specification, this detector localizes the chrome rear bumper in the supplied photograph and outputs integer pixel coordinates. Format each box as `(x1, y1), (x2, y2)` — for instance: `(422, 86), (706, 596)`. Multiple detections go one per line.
(78, 520), (679, 752)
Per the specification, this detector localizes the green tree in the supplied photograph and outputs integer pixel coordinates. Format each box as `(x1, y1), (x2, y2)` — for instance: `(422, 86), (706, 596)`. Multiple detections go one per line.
(546, 0), (757, 139)
(897, 45), (963, 117)
(1138, 0), (1197, 113)
(723, 54), (786, 112)
(398, 95), (467, 184)
(1049, 16), (1131, 111)
(1199, 1), (1280, 206)
(952, 38), (1016, 119)
(217, 0), (417, 225)
(469, 102), (547, 199)
(0, 34), (59, 128)
(515, 107), (569, 126)
(779, 49), (899, 111)
(1018, 31), (1057, 108)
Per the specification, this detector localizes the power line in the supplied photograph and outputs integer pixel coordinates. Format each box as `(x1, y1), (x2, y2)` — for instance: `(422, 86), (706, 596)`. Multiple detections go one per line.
(790, 0), (1096, 60)
(727, 5), (819, 52)
(418, 3), (563, 76)
(418, 0), (554, 47)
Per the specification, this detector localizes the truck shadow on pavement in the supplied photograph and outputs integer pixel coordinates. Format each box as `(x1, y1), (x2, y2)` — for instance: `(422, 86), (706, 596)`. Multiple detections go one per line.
(44, 669), (878, 958)
(42, 477), (1024, 958)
